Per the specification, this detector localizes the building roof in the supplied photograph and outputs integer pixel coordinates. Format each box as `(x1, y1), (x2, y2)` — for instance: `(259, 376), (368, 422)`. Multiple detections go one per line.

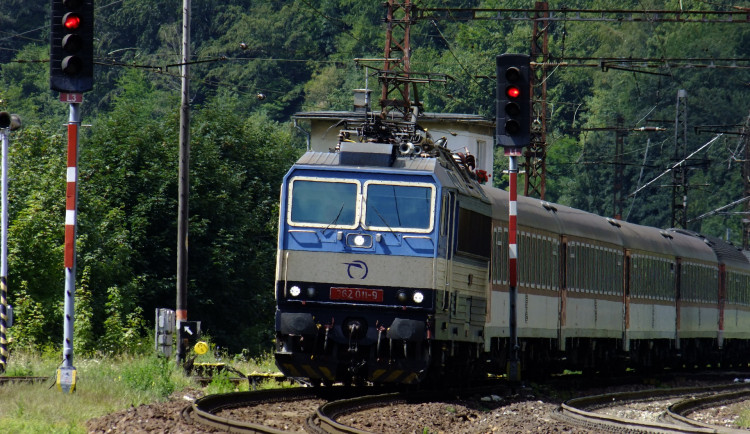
(293, 111), (494, 128)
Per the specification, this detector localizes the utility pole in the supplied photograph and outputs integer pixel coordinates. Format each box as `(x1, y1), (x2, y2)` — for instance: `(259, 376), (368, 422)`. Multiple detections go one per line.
(525, 1), (549, 199)
(176, 0), (190, 364)
(613, 116), (625, 220)
(580, 119), (666, 220)
(381, 0), (414, 120)
(741, 112), (750, 249)
(672, 90), (688, 229)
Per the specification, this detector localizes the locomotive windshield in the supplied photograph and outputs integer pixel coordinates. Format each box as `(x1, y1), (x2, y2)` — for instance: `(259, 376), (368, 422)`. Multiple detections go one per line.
(287, 177), (435, 233)
(288, 177), (359, 228)
(363, 181), (434, 232)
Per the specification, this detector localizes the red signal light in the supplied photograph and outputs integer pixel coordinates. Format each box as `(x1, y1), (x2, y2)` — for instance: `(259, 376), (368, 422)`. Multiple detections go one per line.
(506, 86), (521, 99)
(63, 13), (81, 30)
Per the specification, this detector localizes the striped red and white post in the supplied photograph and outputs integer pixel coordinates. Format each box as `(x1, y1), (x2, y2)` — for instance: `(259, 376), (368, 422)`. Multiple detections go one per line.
(506, 147), (521, 382)
(65, 119), (78, 270)
(59, 95), (81, 393)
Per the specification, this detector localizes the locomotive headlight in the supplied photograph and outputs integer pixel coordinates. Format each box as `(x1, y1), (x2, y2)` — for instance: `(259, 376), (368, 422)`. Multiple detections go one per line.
(353, 235), (366, 246)
(397, 290), (408, 304)
(412, 291), (424, 304)
(289, 285), (301, 297)
(306, 286), (316, 298)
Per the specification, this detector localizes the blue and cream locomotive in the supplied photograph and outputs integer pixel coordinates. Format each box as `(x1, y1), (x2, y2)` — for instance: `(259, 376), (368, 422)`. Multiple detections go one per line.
(274, 137), (474, 384)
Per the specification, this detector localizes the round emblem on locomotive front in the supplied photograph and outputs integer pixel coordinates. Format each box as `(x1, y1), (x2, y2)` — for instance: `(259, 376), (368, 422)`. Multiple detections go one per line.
(344, 260), (368, 279)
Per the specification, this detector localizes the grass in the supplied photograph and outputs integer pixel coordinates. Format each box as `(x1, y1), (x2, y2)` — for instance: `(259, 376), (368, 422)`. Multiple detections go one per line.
(0, 345), (283, 433)
(736, 407), (750, 429)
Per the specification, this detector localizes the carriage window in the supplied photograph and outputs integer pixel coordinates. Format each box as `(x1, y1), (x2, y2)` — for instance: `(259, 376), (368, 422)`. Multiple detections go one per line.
(363, 182), (435, 232)
(288, 178), (359, 228)
(493, 227), (509, 284)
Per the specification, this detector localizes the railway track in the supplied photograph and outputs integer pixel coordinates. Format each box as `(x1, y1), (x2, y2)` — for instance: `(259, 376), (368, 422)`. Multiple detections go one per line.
(560, 382), (750, 433)
(184, 381), (510, 433)
(185, 388), (325, 433)
(666, 387), (750, 433)
(308, 391), (431, 434)
(183, 386), (374, 433)
(0, 376), (49, 384)
(183, 375), (750, 433)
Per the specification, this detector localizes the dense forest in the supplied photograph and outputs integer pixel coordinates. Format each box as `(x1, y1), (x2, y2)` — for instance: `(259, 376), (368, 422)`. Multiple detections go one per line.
(0, 0), (748, 355)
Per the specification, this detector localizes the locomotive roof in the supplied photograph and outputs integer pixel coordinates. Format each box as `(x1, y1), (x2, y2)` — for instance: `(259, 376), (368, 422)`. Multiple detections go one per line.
(292, 150), (489, 202)
(296, 150), (438, 171)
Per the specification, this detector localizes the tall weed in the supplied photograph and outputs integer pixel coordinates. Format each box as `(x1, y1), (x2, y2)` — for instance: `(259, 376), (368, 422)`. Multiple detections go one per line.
(119, 354), (179, 398)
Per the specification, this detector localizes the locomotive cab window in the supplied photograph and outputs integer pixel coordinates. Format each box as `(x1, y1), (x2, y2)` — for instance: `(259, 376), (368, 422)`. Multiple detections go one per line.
(363, 181), (435, 233)
(288, 177), (360, 229)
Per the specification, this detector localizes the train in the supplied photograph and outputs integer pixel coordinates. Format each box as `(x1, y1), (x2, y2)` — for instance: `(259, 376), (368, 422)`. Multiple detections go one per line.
(273, 118), (750, 385)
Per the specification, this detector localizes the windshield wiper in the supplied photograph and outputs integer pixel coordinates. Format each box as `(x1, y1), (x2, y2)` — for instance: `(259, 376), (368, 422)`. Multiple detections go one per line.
(323, 203), (345, 234)
(390, 185), (403, 226)
(371, 205), (397, 236)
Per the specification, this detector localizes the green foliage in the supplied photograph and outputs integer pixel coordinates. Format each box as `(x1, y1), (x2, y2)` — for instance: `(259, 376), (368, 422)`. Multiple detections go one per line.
(186, 99), (300, 349)
(8, 286), (48, 349)
(73, 269), (95, 357)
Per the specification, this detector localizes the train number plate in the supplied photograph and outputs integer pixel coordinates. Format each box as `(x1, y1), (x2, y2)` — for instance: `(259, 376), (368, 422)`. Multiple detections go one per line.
(330, 287), (383, 302)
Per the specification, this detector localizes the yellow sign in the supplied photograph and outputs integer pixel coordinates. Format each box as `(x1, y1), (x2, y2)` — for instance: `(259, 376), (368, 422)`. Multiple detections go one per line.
(194, 341), (209, 355)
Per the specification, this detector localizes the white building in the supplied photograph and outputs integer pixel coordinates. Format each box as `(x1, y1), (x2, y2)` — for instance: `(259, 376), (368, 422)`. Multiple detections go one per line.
(292, 100), (495, 175)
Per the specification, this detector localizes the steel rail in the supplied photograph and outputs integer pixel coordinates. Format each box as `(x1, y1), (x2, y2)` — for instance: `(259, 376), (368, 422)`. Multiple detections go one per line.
(188, 386), (373, 433)
(310, 381), (510, 434)
(666, 388), (750, 433)
(561, 383), (750, 433)
(0, 376), (49, 384)
(189, 388), (325, 433)
(311, 392), (405, 434)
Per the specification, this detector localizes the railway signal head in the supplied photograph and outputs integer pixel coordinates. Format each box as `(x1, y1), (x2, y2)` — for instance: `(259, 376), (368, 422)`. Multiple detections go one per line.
(496, 54), (531, 149)
(0, 112), (21, 131)
(50, 0), (94, 93)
